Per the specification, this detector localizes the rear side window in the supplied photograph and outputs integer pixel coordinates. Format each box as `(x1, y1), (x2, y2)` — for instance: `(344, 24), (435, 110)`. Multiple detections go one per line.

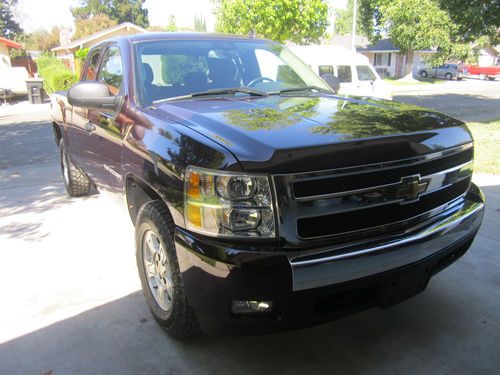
(318, 65), (334, 76)
(337, 65), (352, 83)
(98, 46), (123, 94)
(83, 49), (101, 81)
(356, 65), (376, 81)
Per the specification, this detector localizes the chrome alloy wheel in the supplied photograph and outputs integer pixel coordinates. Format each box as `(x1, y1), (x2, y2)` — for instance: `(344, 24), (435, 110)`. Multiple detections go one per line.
(142, 230), (174, 311)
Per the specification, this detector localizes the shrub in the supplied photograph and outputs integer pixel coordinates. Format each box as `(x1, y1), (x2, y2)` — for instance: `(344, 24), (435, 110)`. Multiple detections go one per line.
(36, 54), (78, 93)
(49, 70), (79, 92)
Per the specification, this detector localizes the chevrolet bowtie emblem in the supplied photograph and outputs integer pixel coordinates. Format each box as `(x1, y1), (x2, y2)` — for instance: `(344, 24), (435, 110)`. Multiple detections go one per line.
(396, 175), (428, 203)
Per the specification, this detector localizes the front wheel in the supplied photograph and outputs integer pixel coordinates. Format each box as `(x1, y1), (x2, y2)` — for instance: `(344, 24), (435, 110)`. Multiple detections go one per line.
(445, 73), (452, 80)
(59, 140), (91, 197)
(479, 73), (487, 80)
(420, 71), (428, 78)
(135, 200), (199, 338)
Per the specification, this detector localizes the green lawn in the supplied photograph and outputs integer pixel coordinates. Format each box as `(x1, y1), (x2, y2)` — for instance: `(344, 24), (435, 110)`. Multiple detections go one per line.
(467, 120), (500, 174)
(383, 77), (447, 86)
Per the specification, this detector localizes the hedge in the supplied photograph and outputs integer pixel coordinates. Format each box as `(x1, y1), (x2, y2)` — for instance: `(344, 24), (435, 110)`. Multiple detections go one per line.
(36, 54), (78, 93)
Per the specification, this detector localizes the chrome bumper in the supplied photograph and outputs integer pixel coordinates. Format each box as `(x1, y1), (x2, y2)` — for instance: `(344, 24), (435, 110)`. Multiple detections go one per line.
(290, 196), (484, 291)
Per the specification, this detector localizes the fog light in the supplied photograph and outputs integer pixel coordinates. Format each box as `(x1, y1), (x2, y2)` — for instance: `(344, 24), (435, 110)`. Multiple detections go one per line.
(231, 300), (273, 314)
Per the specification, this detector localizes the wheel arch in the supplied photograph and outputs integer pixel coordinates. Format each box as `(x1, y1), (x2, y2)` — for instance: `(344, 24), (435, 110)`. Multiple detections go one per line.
(52, 121), (62, 145)
(125, 174), (177, 226)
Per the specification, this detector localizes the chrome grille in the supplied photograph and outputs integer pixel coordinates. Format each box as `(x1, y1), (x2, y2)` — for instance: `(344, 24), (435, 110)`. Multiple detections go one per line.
(272, 144), (474, 244)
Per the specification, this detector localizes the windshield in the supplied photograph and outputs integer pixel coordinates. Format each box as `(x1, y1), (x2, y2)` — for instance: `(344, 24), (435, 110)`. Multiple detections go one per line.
(134, 39), (331, 105)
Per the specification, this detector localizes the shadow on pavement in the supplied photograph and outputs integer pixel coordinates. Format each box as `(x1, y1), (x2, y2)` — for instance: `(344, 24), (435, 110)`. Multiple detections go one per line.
(0, 119), (57, 169)
(395, 93), (500, 122)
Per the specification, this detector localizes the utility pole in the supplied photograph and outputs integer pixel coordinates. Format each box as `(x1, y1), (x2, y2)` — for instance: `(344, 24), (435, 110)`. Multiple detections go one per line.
(351, 0), (357, 51)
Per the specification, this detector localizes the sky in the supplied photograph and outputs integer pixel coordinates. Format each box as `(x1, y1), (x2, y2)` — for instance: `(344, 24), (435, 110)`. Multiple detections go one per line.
(14, 0), (348, 34)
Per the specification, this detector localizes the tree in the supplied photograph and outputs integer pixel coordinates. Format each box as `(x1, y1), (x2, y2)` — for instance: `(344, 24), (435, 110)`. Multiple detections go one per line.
(214, 0), (329, 45)
(26, 28), (60, 51)
(71, 0), (149, 28)
(164, 15), (178, 32)
(1, 0), (23, 38)
(334, 0), (367, 36)
(73, 14), (117, 40)
(358, 0), (462, 77)
(437, 0), (500, 44)
(194, 15), (206, 32)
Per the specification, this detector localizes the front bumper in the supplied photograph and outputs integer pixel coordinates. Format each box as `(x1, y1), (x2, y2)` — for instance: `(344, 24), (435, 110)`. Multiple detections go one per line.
(174, 183), (484, 335)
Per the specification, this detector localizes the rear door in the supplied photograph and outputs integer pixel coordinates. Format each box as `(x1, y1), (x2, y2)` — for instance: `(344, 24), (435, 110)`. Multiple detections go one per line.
(80, 44), (127, 192)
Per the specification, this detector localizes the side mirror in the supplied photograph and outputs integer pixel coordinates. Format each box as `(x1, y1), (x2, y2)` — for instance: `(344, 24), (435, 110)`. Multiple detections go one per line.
(321, 74), (341, 93)
(68, 81), (122, 111)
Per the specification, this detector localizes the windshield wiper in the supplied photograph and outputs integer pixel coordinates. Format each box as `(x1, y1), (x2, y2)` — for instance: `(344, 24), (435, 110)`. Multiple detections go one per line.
(268, 86), (331, 95)
(153, 87), (268, 104)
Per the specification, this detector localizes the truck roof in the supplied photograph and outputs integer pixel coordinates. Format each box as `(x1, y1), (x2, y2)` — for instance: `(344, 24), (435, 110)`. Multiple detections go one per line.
(110, 32), (274, 44)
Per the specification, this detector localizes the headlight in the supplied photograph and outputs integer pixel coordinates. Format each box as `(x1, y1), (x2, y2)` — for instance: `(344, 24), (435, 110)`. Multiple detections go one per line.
(184, 166), (276, 238)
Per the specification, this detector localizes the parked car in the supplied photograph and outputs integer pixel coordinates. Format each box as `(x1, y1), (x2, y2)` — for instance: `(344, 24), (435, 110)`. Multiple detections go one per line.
(51, 33), (484, 338)
(459, 64), (500, 80)
(290, 45), (393, 100)
(418, 64), (463, 80)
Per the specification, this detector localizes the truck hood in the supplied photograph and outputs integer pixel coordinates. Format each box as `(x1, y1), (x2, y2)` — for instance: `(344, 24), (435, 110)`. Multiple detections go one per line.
(153, 94), (472, 173)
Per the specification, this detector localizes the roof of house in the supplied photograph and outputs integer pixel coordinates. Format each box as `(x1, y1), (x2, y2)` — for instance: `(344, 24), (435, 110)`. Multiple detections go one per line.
(329, 34), (370, 49)
(0, 37), (22, 49)
(358, 38), (437, 53)
(52, 22), (147, 52)
(358, 39), (400, 52)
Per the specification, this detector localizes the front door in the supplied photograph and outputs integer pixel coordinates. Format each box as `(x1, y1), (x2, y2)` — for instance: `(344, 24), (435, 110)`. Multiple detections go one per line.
(353, 65), (378, 97)
(80, 45), (127, 193)
(68, 47), (102, 168)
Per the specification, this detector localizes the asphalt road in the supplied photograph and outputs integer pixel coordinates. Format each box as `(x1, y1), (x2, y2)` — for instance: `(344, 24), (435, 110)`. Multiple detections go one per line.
(394, 78), (500, 122)
(0, 91), (499, 374)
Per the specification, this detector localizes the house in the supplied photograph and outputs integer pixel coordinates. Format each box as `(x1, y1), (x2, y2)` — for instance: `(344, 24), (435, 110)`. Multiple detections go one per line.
(357, 39), (436, 78)
(51, 22), (147, 71)
(0, 37), (22, 71)
(477, 45), (499, 67)
(0, 37), (29, 95)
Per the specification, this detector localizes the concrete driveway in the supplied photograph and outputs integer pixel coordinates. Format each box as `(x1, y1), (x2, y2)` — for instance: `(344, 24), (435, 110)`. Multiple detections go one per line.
(394, 79), (500, 122)
(0, 102), (499, 374)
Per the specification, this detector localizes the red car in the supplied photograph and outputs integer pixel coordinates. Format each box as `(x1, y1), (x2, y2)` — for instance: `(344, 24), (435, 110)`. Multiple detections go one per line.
(460, 65), (500, 80)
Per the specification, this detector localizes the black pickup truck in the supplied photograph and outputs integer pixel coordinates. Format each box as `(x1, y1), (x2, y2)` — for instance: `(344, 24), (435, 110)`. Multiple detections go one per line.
(51, 33), (484, 337)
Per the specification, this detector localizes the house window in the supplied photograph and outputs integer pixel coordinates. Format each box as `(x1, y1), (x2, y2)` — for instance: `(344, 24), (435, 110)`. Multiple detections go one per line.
(374, 53), (391, 67)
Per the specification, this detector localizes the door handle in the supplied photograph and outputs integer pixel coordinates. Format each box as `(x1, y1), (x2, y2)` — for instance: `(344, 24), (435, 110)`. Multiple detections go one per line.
(84, 122), (96, 133)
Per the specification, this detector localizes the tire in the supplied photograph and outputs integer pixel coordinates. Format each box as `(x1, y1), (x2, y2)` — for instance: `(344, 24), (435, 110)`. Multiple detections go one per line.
(59, 139), (91, 197)
(135, 200), (199, 338)
(488, 76), (495, 81)
(479, 73), (486, 80)
(420, 70), (427, 78)
(445, 73), (452, 80)
(457, 77), (463, 81)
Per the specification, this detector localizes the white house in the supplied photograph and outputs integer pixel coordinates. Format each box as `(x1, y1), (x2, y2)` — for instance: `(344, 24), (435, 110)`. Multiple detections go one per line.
(51, 22), (147, 71)
(357, 39), (435, 78)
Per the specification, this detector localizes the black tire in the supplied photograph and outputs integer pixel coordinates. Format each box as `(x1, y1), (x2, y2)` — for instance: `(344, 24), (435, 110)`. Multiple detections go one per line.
(59, 139), (91, 197)
(420, 70), (427, 78)
(488, 76), (495, 81)
(135, 200), (199, 338)
(445, 73), (452, 80)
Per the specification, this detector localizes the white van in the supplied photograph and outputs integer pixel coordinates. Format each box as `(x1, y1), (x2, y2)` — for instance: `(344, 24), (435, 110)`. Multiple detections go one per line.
(290, 45), (393, 100)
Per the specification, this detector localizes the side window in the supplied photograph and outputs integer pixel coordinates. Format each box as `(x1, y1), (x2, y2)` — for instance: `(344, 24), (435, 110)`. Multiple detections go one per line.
(83, 49), (101, 81)
(337, 65), (352, 83)
(318, 65), (334, 76)
(356, 65), (376, 81)
(97, 46), (123, 94)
